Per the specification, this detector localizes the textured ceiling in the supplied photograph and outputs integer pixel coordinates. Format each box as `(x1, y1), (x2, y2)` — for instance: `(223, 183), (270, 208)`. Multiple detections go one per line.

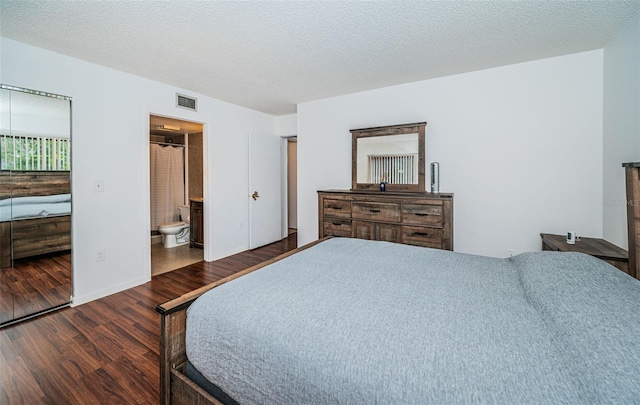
(1, 1), (639, 115)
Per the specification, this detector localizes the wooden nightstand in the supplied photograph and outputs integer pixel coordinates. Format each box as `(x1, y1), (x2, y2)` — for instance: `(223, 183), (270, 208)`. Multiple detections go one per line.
(540, 233), (629, 275)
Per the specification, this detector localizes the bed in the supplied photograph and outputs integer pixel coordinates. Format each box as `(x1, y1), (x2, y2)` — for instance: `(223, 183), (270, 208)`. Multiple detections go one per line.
(0, 193), (71, 222)
(0, 171), (71, 267)
(157, 237), (640, 405)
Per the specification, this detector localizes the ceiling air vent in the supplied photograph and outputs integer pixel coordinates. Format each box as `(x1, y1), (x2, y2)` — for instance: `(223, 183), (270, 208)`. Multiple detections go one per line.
(176, 93), (197, 112)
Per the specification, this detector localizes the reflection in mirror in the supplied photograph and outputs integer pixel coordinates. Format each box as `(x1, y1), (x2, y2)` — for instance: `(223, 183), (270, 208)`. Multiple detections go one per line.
(351, 122), (426, 191)
(357, 134), (419, 184)
(0, 85), (72, 327)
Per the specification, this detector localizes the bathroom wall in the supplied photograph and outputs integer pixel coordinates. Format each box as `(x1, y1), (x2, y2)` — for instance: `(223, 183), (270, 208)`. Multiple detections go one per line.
(151, 134), (185, 144)
(188, 132), (203, 199)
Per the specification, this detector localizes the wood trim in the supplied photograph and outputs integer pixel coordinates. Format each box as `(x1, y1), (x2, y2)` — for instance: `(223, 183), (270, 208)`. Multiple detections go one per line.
(442, 197), (453, 251)
(625, 166), (640, 279)
(157, 237), (332, 405)
(350, 122), (427, 192)
(171, 368), (224, 405)
(350, 122), (426, 134)
(352, 131), (358, 191)
(156, 237), (330, 316)
(418, 124), (426, 192)
(159, 309), (187, 405)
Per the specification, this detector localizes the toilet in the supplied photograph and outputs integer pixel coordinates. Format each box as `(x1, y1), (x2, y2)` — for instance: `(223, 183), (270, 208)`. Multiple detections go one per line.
(158, 205), (190, 248)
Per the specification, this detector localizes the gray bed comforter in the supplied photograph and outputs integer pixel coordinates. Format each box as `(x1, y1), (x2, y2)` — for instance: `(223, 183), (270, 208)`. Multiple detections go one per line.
(186, 238), (640, 404)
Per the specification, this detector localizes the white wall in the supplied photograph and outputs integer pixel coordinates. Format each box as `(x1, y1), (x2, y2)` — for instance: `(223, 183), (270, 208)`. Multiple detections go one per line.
(298, 50), (604, 257)
(1, 38), (277, 305)
(603, 13), (640, 249)
(275, 113), (297, 137)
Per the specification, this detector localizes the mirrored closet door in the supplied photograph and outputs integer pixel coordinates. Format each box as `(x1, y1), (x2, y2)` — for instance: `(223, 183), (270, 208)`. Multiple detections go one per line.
(0, 85), (72, 327)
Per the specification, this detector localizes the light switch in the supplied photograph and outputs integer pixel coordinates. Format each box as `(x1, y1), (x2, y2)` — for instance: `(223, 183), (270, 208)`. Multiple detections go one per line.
(94, 179), (105, 193)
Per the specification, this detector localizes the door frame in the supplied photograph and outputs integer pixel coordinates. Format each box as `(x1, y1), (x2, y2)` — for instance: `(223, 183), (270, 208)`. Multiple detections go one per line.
(280, 137), (288, 239)
(281, 136), (297, 239)
(144, 112), (208, 278)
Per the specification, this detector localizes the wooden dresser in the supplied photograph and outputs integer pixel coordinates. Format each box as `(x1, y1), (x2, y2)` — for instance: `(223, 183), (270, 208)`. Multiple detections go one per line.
(318, 190), (453, 250)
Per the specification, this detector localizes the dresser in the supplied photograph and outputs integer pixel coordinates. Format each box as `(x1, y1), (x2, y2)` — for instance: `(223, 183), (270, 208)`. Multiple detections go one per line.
(318, 190), (453, 250)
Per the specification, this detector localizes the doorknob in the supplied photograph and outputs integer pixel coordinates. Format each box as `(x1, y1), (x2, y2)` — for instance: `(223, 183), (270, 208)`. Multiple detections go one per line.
(252, 191), (260, 201)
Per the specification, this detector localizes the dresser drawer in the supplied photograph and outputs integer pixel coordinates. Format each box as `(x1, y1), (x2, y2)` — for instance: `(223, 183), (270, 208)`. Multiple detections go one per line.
(402, 226), (443, 249)
(318, 190), (453, 251)
(323, 220), (352, 237)
(352, 201), (401, 222)
(402, 204), (443, 226)
(323, 199), (351, 218)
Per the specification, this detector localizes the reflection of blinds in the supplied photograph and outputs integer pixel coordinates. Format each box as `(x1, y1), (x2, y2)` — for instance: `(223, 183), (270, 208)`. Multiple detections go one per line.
(368, 154), (417, 184)
(0, 134), (70, 170)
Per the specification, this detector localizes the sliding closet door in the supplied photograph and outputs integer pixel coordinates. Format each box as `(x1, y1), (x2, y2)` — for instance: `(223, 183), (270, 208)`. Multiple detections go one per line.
(0, 85), (72, 326)
(0, 89), (13, 324)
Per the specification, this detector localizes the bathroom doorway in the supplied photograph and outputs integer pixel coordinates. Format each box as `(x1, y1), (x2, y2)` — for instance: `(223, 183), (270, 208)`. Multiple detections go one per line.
(287, 136), (298, 235)
(149, 115), (204, 276)
(283, 136), (297, 238)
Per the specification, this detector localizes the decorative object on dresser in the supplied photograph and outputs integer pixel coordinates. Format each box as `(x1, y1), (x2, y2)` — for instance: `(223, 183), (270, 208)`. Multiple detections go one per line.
(351, 122), (426, 192)
(540, 233), (629, 275)
(190, 197), (204, 248)
(318, 190), (453, 250)
(623, 162), (640, 279)
(430, 161), (440, 193)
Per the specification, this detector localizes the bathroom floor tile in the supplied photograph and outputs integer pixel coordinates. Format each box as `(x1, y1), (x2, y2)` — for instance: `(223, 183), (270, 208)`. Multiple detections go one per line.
(151, 243), (204, 276)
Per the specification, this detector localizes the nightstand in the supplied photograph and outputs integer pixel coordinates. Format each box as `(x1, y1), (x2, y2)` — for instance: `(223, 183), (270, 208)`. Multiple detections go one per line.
(540, 233), (629, 275)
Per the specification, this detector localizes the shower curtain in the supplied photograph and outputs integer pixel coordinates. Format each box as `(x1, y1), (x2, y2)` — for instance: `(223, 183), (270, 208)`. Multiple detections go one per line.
(150, 144), (185, 231)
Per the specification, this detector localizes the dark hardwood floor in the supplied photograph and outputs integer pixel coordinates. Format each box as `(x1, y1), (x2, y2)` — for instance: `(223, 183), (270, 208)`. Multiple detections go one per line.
(0, 234), (298, 404)
(1, 252), (72, 326)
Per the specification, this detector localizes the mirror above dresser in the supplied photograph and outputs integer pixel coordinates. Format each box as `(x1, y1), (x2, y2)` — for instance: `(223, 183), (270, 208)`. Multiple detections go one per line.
(318, 121), (453, 250)
(351, 122), (426, 192)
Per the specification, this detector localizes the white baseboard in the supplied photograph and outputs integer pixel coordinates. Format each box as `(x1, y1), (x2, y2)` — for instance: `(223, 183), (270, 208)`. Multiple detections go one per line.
(211, 245), (248, 262)
(71, 275), (151, 307)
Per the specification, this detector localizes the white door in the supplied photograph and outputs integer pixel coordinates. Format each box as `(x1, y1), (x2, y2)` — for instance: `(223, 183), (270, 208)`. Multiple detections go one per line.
(249, 131), (283, 249)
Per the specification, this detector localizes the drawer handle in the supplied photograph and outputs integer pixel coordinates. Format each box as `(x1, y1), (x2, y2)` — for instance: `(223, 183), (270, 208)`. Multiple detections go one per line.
(415, 213), (429, 216)
(330, 206), (342, 210)
(414, 232), (430, 236)
(332, 222), (343, 226)
(369, 209), (381, 213)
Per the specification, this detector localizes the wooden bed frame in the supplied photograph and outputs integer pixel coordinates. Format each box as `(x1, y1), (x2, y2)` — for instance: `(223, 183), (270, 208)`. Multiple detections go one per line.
(155, 237), (329, 405)
(156, 200), (640, 405)
(0, 171), (71, 267)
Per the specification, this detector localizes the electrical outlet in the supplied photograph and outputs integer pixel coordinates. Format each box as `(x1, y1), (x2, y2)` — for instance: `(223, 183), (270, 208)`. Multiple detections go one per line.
(96, 249), (106, 262)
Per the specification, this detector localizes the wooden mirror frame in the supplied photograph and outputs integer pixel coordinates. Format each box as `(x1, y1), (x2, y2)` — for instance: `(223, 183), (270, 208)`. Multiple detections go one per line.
(351, 122), (426, 192)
